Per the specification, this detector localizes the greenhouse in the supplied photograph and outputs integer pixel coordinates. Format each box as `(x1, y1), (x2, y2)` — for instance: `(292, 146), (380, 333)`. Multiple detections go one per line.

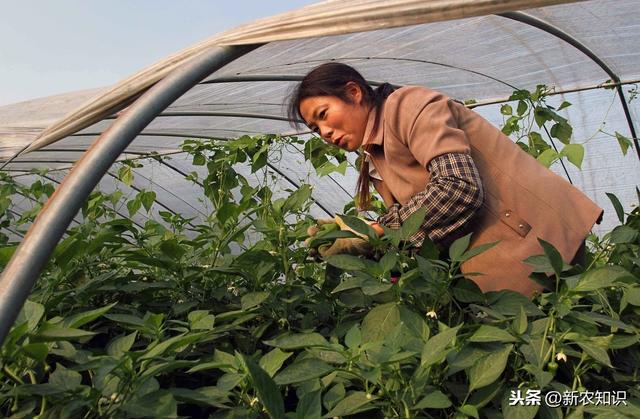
(0, 0), (639, 417)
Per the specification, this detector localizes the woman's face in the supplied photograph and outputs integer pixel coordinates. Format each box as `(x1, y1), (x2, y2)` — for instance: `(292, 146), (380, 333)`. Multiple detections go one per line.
(299, 83), (370, 152)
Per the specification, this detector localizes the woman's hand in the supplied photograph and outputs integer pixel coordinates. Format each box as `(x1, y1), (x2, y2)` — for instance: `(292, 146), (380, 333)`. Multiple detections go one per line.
(370, 222), (384, 237)
(306, 216), (379, 257)
(318, 237), (372, 257)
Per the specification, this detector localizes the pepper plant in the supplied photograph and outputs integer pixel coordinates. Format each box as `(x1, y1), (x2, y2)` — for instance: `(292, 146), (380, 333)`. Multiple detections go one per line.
(0, 88), (638, 417)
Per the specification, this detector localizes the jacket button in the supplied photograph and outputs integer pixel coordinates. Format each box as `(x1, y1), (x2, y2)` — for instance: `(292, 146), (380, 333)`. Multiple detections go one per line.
(518, 224), (525, 229)
(505, 211), (511, 218)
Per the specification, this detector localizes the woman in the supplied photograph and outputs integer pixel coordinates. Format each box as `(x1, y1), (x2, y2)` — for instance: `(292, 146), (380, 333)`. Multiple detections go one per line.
(288, 62), (602, 297)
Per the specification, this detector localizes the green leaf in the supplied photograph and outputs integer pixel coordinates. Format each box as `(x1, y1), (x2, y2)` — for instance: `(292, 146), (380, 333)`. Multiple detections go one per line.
(296, 389), (321, 419)
(605, 192), (625, 223)
(338, 215), (376, 238)
(127, 197), (141, 216)
(469, 325), (517, 343)
(624, 287), (640, 306)
(217, 373), (245, 391)
(528, 131), (549, 155)
(488, 290), (544, 316)
(274, 359), (334, 385)
(140, 190), (156, 212)
(576, 341), (613, 367)
(323, 392), (377, 418)
(413, 390), (452, 409)
(378, 252), (398, 274)
(141, 360), (196, 379)
(500, 104), (513, 115)
(325, 254), (366, 271)
(241, 292), (270, 311)
(452, 278), (486, 304)
(537, 238), (564, 277)
(64, 302), (117, 329)
(264, 333), (328, 350)
(283, 184), (312, 213)
(468, 381), (505, 409)
(557, 101), (572, 111)
(243, 356), (285, 419)
(345, 324), (362, 349)
(502, 394), (539, 419)
(21, 343), (49, 362)
(513, 306), (528, 335)
(523, 255), (571, 273)
(449, 233), (472, 261)
(323, 383), (345, 411)
(259, 348), (293, 377)
(140, 332), (210, 360)
(331, 277), (366, 294)
(468, 344), (512, 391)
(316, 161), (338, 177)
(459, 240), (499, 262)
(33, 324), (96, 342)
(399, 306), (430, 342)
(16, 300), (45, 332)
(401, 207), (427, 239)
(458, 404), (480, 419)
(170, 387), (230, 408)
(0, 245), (17, 267)
(550, 121), (573, 144)
(48, 363), (82, 391)
(107, 331), (138, 357)
(615, 131), (632, 156)
(121, 390), (178, 418)
(118, 166), (134, 186)
(361, 302), (400, 343)
(536, 149), (558, 168)
(160, 239), (186, 259)
(188, 310), (215, 331)
(560, 143), (584, 168)
(421, 325), (462, 366)
(610, 225), (637, 244)
(104, 313), (146, 328)
(192, 153), (206, 166)
(517, 100), (528, 116)
(187, 361), (231, 374)
(573, 266), (631, 292)
(534, 106), (554, 127)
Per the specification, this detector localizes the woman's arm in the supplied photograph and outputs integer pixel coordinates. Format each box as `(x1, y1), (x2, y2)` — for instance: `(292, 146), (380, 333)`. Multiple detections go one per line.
(377, 152), (484, 247)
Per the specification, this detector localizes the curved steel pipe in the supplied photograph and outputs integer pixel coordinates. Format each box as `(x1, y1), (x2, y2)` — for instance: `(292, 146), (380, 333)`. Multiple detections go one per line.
(0, 44), (260, 345)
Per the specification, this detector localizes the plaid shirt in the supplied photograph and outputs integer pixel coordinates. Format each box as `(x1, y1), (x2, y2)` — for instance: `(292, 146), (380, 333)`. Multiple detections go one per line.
(377, 152), (484, 248)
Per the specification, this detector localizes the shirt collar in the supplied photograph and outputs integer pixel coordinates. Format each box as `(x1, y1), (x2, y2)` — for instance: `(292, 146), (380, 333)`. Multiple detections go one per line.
(361, 105), (384, 147)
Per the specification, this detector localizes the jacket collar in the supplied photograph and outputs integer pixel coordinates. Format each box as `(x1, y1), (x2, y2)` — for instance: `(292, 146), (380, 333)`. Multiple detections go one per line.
(361, 106), (384, 147)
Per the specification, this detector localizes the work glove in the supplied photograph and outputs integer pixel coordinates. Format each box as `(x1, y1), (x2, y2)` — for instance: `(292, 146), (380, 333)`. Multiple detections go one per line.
(318, 237), (373, 257)
(306, 216), (373, 258)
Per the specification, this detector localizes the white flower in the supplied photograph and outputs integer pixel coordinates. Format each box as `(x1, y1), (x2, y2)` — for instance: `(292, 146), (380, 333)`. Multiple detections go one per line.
(426, 310), (438, 319)
(556, 352), (567, 362)
(475, 311), (488, 319)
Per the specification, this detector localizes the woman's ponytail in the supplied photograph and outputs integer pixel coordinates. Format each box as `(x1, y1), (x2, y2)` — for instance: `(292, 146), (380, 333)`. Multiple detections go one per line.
(355, 82), (395, 210)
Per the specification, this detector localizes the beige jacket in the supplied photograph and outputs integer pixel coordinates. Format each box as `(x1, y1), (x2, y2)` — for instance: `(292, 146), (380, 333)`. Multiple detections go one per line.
(362, 86), (603, 297)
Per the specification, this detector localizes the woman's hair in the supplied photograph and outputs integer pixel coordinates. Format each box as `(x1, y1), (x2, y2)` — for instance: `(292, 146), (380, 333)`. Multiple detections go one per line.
(287, 62), (395, 210)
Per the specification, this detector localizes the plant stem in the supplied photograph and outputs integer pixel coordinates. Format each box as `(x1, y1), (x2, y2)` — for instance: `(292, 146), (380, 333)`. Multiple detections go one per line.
(3, 365), (24, 385)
